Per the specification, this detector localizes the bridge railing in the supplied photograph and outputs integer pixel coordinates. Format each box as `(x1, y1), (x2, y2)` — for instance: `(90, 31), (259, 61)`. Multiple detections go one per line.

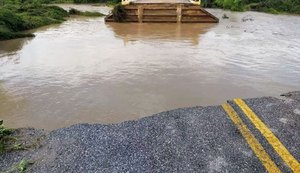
(121, 0), (132, 5)
(190, 0), (201, 5)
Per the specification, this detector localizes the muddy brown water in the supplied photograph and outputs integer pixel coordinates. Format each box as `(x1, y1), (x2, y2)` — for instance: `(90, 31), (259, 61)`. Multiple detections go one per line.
(0, 5), (299, 130)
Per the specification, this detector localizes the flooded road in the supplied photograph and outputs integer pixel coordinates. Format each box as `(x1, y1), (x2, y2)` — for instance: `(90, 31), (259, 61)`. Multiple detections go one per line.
(0, 6), (299, 130)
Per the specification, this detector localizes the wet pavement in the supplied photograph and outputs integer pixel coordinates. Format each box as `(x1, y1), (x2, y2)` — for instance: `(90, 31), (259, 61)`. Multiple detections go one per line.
(1, 92), (299, 172)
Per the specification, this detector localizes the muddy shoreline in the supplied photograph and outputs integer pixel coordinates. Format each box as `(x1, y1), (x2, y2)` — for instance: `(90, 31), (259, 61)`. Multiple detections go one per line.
(1, 91), (299, 172)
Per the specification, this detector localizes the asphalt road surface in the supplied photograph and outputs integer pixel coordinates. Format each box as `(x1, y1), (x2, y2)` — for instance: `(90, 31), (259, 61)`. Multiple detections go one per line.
(1, 91), (299, 172)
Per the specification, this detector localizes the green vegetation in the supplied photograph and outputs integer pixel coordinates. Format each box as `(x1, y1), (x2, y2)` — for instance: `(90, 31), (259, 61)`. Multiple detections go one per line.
(0, 0), (69, 40)
(202, 0), (300, 14)
(69, 8), (104, 16)
(0, 120), (14, 152)
(71, 0), (120, 4)
(48, 0), (120, 4)
(16, 159), (32, 173)
(0, 120), (43, 153)
(50, 0), (74, 3)
(0, 120), (27, 153)
(73, 0), (107, 3)
(112, 4), (126, 22)
(5, 159), (34, 173)
(0, 0), (108, 41)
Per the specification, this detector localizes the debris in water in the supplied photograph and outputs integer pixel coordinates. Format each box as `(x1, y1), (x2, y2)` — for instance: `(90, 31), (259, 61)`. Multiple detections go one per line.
(242, 15), (254, 22)
(222, 14), (229, 19)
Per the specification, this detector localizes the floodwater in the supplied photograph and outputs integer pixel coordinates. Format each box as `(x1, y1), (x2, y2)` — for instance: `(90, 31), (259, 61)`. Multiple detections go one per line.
(0, 5), (299, 130)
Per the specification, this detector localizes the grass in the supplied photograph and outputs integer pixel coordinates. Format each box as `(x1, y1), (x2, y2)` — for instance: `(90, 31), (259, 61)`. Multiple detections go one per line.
(0, 2), (70, 40)
(16, 159), (32, 173)
(0, 120), (26, 153)
(0, 120), (14, 153)
(0, 120), (39, 153)
(48, 0), (121, 5)
(202, 0), (300, 14)
(0, 122), (45, 173)
(0, 121), (42, 172)
(5, 159), (34, 173)
(0, 0), (108, 40)
(0, 25), (35, 40)
(50, 0), (74, 3)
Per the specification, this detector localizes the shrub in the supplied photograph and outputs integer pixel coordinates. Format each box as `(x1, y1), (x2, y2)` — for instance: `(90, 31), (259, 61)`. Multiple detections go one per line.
(0, 30), (34, 40)
(0, 8), (25, 31)
(203, 0), (300, 14)
(74, 0), (97, 3)
(112, 4), (126, 22)
(0, 120), (13, 152)
(69, 8), (81, 14)
(45, 6), (69, 19)
(215, 0), (245, 11)
(69, 8), (104, 16)
(0, 2), (69, 40)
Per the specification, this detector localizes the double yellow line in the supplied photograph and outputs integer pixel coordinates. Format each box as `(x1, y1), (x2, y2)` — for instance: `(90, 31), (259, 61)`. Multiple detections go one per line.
(222, 99), (300, 173)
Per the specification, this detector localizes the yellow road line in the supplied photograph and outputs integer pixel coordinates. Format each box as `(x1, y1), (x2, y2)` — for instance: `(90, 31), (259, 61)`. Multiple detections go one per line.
(222, 103), (281, 173)
(234, 98), (300, 173)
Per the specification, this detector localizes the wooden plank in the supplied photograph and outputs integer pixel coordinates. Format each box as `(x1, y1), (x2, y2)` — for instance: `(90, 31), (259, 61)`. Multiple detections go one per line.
(182, 16), (216, 20)
(143, 16), (177, 20)
(177, 4), (182, 23)
(143, 9), (177, 15)
(138, 6), (143, 22)
(142, 16), (177, 22)
(143, 14), (177, 16)
(182, 9), (206, 15)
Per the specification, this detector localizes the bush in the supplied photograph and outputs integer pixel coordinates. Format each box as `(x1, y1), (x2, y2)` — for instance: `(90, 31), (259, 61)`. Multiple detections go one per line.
(0, 2), (70, 40)
(0, 8), (25, 31)
(202, 0), (300, 14)
(45, 6), (69, 19)
(0, 30), (34, 40)
(264, 7), (279, 14)
(112, 4), (126, 22)
(202, 0), (215, 8)
(69, 8), (81, 14)
(69, 8), (104, 16)
(73, 0), (99, 3)
(215, 0), (245, 11)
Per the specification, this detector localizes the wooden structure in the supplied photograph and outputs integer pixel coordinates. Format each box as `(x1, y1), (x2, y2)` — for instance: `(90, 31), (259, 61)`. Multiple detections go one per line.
(105, 0), (219, 23)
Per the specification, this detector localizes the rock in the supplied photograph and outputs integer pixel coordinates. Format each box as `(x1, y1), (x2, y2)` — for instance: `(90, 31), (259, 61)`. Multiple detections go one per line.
(222, 14), (229, 19)
(242, 15), (254, 22)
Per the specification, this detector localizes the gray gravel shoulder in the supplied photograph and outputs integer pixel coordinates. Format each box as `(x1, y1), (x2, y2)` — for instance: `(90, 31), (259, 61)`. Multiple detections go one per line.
(1, 91), (299, 173)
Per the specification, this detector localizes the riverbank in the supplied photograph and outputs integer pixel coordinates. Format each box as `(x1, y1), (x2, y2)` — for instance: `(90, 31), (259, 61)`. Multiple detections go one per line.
(1, 91), (299, 172)
(202, 0), (300, 14)
(0, 3), (69, 41)
(52, 0), (300, 14)
(0, 1), (105, 41)
(1, 1), (299, 41)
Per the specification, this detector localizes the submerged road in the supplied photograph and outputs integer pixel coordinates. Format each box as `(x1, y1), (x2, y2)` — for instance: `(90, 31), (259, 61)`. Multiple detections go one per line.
(1, 92), (299, 172)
